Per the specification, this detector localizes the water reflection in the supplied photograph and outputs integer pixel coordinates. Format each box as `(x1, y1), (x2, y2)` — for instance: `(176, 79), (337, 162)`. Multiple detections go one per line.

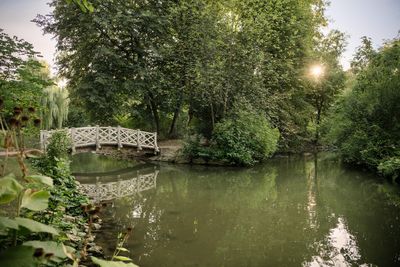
(75, 165), (159, 202)
(306, 155), (318, 230)
(71, 153), (400, 266)
(304, 217), (363, 267)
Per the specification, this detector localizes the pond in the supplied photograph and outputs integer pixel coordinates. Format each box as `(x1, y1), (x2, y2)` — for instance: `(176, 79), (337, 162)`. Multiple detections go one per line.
(72, 153), (400, 267)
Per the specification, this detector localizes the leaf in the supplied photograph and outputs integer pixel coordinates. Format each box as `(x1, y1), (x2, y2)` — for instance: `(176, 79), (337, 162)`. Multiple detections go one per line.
(117, 247), (130, 252)
(0, 216), (19, 231)
(113, 256), (132, 261)
(0, 174), (23, 204)
(26, 175), (53, 187)
(21, 189), (50, 211)
(92, 256), (139, 267)
(0, 245), (37, 267)
(15, 217), (58, 235)
(23, 241), (75, 261)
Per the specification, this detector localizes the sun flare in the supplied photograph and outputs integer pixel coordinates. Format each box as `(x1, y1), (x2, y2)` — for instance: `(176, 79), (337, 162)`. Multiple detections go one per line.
(310, 64), (325, 79)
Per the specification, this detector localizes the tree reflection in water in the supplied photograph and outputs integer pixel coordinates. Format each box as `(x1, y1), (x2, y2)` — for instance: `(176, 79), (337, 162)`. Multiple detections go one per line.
(71, 154), (400, 267)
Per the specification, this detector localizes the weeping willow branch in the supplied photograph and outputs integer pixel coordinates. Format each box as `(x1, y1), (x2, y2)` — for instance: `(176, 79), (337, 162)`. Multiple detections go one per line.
(41, 85), (70, 129)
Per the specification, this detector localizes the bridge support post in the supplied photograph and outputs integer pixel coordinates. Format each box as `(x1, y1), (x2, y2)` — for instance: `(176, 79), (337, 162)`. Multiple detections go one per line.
(40, 130), (47, 151)
(137, 129), (142, 152)
(70, 128), (76, 153)
(154, 132), (159, 154)
(95, 125), (101, 151)
(117, 126), (122, 150)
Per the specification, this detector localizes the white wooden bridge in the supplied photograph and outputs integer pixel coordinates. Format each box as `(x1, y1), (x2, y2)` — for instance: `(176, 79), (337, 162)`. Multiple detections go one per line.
(78, 170), (158, 202)
(40, 126), (159, 153)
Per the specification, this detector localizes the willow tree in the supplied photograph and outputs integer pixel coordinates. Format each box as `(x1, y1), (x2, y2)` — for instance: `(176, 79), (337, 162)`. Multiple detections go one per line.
(41, 86), (69, 129)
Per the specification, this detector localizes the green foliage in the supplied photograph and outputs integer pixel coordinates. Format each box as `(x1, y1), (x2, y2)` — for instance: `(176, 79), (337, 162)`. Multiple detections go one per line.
(304, 30), (347, 145)
(46, 131), (72, 161)
(41, 85), (70, 130)
(0, 29), (53, 122)
(182, 135), (213, 160)
(211, 110), (280, 166)
(64, 103), (90, 127)
(0, 174), (23, 204)
(66, 0), (94, 13)
(0, 245), (38, 267)
(0, 240), (73, 266)
(32, 131), (88, 220)
(36, 0), (324, 142)
(20, 189), (51, 212)
(14, 217), (59, 236)
(378, 157), (400, 182)
(0, 173), (70, 266)
(0, 99), (91, 267)
(326, 38), (400, 181)
(184, 110), (280, 166)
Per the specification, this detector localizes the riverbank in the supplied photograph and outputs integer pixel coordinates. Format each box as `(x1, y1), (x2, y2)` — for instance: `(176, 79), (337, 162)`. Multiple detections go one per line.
(148, 139), (233, 166)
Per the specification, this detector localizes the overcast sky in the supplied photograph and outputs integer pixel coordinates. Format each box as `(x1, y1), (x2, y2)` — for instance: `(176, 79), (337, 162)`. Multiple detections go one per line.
(0, 0), (399, 74)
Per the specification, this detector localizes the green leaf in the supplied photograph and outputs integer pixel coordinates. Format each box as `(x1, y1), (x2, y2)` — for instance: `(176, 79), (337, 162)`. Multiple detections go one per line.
(113, 256), (132, 261)
(117, 247), (130, 252)
(15, 217), (58, 235)
(92, 256), (139, 267)
(21, 189), (50, 211)
(26, 175), (53, 187)
(0, 174), (23, 204)
(0, 245), (37, 267)
(0, 216), (19, 231)
(23, 241), (75, 261)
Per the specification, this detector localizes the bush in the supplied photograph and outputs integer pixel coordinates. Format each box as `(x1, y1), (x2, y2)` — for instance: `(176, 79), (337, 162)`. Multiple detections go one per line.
(32, 131), (88, 221)
(183, 111), (280, 166)
(182, 134), (213, 161)
(211, 110), (279, 166)
(378, 157), (400, 182)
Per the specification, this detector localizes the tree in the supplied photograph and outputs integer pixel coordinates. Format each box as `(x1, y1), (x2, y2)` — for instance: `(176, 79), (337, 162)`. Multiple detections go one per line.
(41, 85), (70, 129)
(326, 37), (400, 180)
(350, 36), (376, 74)
(36, 0), (328, 144)
(305, 30), (347, 145)
(0, 29), (52, 118)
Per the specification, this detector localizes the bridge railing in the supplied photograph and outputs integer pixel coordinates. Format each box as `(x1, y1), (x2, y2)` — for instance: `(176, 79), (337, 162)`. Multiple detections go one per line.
(40, 126), (159, 153)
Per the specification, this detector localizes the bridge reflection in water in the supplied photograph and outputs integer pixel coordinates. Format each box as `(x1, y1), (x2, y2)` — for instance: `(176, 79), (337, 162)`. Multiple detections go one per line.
(75, 166), (159, 202)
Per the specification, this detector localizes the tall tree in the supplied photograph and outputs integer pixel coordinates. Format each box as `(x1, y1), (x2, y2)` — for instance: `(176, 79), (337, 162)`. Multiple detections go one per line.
(0, 29), (52, 116)
(305, 30), (347, 145)
(36, 0), (328, 143)
(350, 36), (376, 74)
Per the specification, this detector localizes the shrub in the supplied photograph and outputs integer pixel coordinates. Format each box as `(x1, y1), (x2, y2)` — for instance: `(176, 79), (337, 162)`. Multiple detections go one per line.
(211, 110), (280, 166)
(32, 131), (88, 222)
(378, 157), (400, 182)
(182, 134), (213, 161)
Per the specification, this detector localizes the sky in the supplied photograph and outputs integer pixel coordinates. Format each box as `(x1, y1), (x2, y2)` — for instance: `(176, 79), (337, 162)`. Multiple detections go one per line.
(0, 0), (399, 74)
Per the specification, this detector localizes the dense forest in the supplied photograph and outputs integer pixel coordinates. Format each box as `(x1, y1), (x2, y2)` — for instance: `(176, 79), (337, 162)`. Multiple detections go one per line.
(1, 0), (399, 175)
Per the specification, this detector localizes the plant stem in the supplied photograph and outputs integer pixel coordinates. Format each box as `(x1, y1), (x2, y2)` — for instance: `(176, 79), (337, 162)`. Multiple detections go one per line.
(12, 191), (23, 246)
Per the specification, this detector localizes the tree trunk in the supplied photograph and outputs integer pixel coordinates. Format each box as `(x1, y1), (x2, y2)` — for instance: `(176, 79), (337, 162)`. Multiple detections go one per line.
(169, 89), (184, 138)
(187, 103), (194, 127)
(210, 102), (215, 131)
(315, 105), (322, 148)
(148, 93), (160, 134)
